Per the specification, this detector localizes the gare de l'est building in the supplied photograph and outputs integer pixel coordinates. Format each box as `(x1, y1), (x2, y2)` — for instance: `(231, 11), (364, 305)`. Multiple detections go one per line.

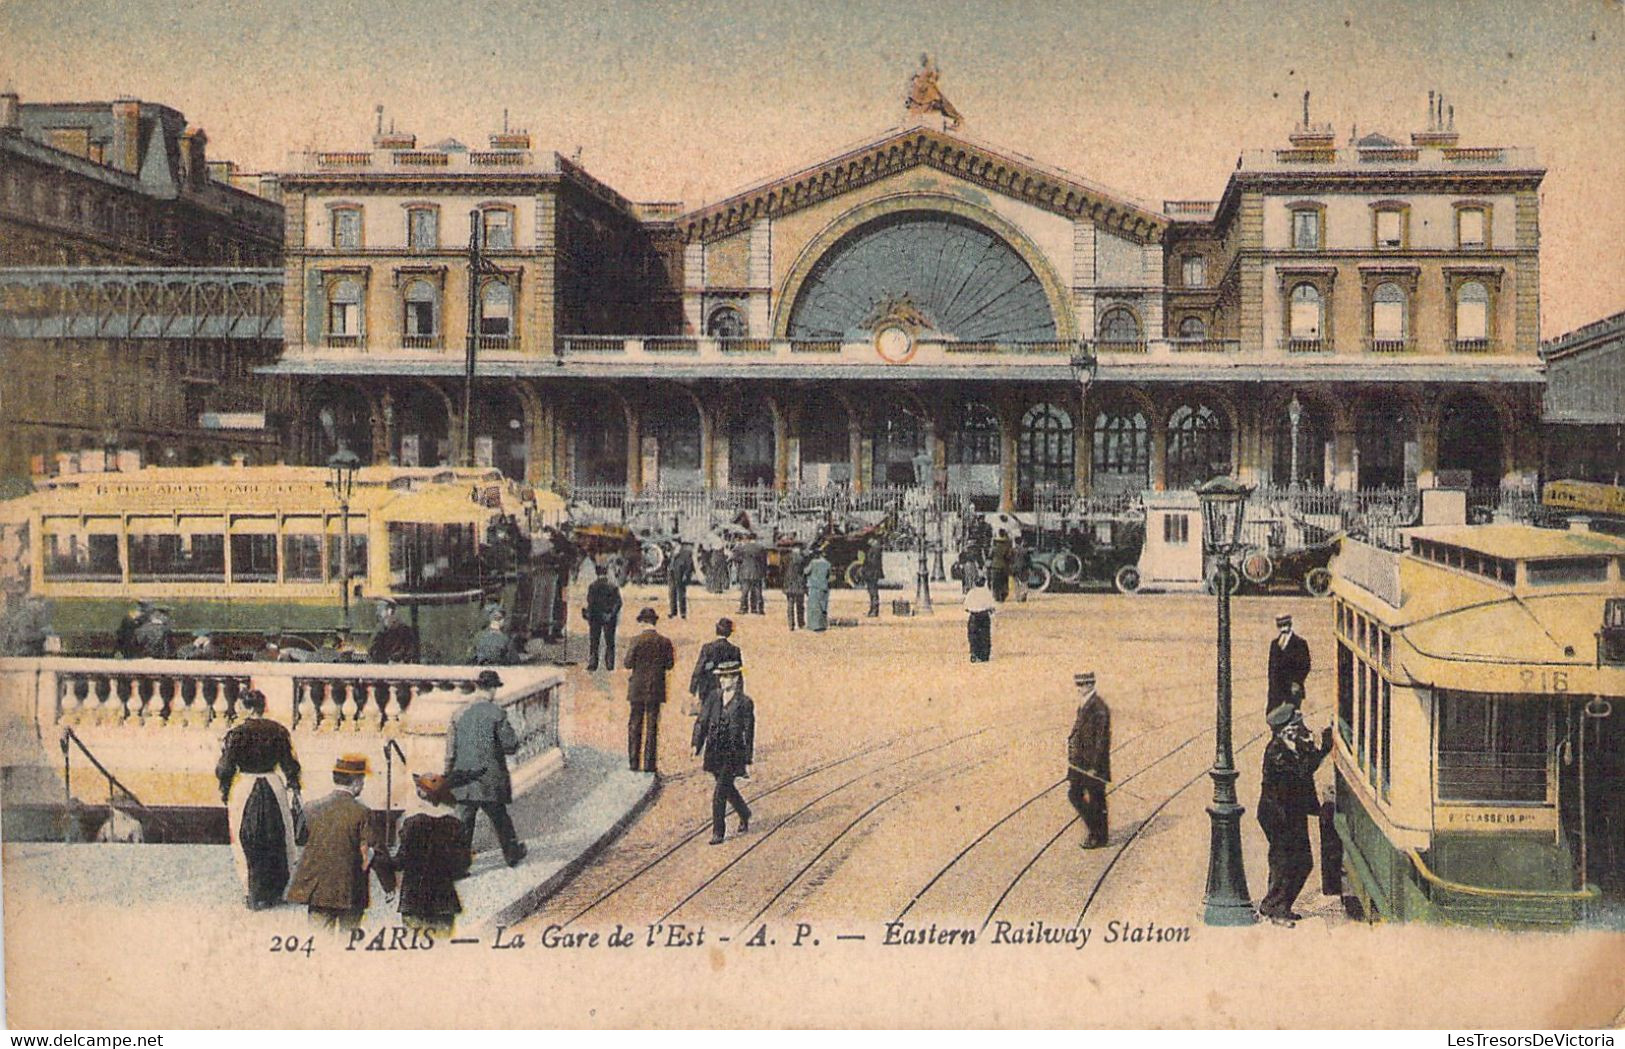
(268, 92), (1543, 511)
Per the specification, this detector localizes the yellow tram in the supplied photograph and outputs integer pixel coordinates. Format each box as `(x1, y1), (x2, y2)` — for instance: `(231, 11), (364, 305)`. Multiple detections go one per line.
(0, 464), (554, 663)
(1330, 514), (1625, 926)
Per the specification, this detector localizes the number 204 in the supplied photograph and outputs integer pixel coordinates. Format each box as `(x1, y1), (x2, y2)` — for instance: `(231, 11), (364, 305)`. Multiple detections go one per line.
(1520, 669), (1569, 693)
(270, 934), (315, 957)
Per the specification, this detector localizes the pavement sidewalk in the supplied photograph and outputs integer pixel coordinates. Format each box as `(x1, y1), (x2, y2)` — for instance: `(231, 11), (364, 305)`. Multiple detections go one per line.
(2, 745), (654, 934)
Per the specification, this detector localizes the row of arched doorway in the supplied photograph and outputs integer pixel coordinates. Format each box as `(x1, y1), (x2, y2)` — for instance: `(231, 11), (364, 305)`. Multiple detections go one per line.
(297, 381), (1513, 500)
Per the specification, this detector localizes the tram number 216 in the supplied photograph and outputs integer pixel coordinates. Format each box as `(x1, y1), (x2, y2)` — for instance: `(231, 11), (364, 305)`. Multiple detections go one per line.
(1520, 669), (1570, 693)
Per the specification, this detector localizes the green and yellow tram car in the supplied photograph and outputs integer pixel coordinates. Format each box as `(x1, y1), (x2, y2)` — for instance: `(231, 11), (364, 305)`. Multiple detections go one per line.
(1330, 519), (1625, 927)
(2, 465), (549, 662)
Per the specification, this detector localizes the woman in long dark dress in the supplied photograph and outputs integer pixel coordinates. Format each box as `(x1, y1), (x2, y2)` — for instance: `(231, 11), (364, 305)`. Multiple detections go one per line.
(388, 773), (473, 932)
(216, 689), (302, 910)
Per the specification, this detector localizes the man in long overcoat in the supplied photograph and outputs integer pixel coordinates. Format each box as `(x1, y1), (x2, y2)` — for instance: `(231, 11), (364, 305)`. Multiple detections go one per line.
(1257, 704), (1333, 924)
(693, 658), (754, 844)
(804, 550), (832, 631)
(988, 536), (1012, 603)
(688, 618), (741, 710)
(584, 563), (623, 671)
(780, 542), (807, 631)
(1067, 671), (1112, 848)
(444, 669), (527, 867)
(861, 537), (884, 617)
(370, 599), (420, 664)
(734, 534), (766, 616)
(286, 754), (393, 929)
(1267, 613), (1312, 712)
(624, 607), (675, 774)
(667, 541), (695, 620)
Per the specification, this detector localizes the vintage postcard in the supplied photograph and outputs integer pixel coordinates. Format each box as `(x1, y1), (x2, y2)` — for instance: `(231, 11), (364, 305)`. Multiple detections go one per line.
(2, 0), (1624, 1030)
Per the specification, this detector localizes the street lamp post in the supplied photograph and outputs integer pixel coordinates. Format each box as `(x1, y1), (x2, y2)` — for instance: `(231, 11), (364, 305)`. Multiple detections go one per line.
(906, 487), (933, 613)
(1196, 475), (1257, 926)
(1288, 394), (1303, 490)
(327, 448), (361, 631)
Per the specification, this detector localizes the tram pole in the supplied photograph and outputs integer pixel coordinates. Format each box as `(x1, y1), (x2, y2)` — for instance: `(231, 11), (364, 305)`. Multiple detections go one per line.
(462, 210), (481, 468)
(1197, 476), (1258, 926)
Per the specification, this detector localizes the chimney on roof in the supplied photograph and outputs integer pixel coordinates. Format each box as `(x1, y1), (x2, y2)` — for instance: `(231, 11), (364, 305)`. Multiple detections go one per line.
(110, 96), (141, 174)
(179, 126), (209, 189)
(0, 87), (18, 132)
(1411, 89), (1460, 147)
(1288, 89), (1334, 148)
(489, 116), (531, 152)
(371, 104), (416, 149)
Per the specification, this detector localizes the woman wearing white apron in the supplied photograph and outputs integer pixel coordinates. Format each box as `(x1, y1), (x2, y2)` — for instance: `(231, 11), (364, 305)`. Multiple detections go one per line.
(215, 689), (303, 910)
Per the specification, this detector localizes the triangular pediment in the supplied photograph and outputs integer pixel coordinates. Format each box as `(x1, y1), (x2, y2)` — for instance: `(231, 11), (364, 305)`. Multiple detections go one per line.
(676, 125), (1169, 244)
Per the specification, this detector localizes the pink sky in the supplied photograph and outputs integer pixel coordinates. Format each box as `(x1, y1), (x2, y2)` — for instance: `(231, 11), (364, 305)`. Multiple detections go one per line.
(4, 0), (1622, 337)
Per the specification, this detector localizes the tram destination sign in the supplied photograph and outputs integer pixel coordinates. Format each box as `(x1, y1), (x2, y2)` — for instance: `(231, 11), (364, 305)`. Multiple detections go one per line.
(1437, 806), (1558, 832)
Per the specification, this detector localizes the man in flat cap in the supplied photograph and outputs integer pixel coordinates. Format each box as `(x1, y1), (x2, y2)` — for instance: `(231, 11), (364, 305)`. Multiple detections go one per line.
(694, 657), (754, 845)
(1067, 672), (1112, 849)
(445, 669), (527, 867)
(624, 607), (675, 774)
(287, 753), (393, 930)
(1257, 704), (1333, 925)
(1268, 613), (1311, 714)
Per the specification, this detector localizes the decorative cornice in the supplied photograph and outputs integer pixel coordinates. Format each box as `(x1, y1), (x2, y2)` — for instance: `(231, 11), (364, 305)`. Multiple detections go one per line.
(674, 127), (1168, 245)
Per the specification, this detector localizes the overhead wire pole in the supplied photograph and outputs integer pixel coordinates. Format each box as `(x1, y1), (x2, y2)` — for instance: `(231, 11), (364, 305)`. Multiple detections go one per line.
(462, 210), (506, 467)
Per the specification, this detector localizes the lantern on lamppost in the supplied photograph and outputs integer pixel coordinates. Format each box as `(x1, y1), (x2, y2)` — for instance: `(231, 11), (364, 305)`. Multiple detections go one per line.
(1287, 394), (1303, 490)
(327, 448), (361, 630)
(1195, 474), (1257, 926)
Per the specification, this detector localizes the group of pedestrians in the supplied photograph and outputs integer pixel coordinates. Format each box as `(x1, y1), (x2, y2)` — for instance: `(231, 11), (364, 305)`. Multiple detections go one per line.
(216, 668), (526, 932)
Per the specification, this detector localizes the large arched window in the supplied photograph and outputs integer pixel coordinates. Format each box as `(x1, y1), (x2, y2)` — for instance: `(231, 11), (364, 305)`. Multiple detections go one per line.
(1371, 282), (1407, 348)
(480, 281), (512, 343)
(945, 401), (1000, 503)
(394, 388), (451, 468)
(643, 397), (703, 488)
(1017, 402), (1074, 507)
(1355, 400), (1412, 489)
(1289, 283), (1323, 342)
(305, 385), (372, 465)
(797, 401), (851, 485)
(1455, 281), (1489, 346)
(707, 306), (746, 339)
(1097, 307), (1142, 347)
(402, 280), (438, 346)
(870, 406), (927, 487)
(1166, 403), (1231, 489)
(1437, 393), (1503, 489)
(470, 387), (528, 480)
(326, 279), (363, 343)
(1092, 406), (1150, 491)
(727, 404), (776, 487)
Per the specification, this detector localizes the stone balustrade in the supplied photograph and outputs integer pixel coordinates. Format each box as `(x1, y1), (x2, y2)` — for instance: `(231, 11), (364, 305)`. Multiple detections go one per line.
(0, 658), (566, 810)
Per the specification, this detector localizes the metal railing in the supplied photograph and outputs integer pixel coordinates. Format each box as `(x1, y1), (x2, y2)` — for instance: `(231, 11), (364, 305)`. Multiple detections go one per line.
(59, 726), (173, 842)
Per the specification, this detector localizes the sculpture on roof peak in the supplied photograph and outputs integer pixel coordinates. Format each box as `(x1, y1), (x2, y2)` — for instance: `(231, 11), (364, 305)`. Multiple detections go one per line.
(906, 53), (963, 131)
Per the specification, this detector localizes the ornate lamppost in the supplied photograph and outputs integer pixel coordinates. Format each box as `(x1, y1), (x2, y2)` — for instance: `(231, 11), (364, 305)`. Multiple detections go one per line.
(327, 448), (361, 630)
(905, 486), (933, 613)
(1196, 475), (1257, 926)
(1288, 394), (1303, 490)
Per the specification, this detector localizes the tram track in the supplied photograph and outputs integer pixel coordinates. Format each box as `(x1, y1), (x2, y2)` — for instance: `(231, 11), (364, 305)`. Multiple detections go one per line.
(889, 670), (1267, 926)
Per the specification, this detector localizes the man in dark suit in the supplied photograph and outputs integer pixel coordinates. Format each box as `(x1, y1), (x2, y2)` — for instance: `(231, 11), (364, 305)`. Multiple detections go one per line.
(584, 563), (623, 671)
(1268, 613), (1312, 712)
(287, 753), (393, 929)
(667, 541), (695, 620)
(693, 657), (754, 844)
(444, 669), (527, 867)
(624, 607), (675, 774)
(114, 599), (152, 659)
(781, 542), (807, 630)
(370, 599), (420, 664)
(688, 617), (741, 710)
(861, 537), (884, 616)
(1067, 671), (1112, 849)
(734, 534), (766, 616)
(1257, 704), (1333, 925)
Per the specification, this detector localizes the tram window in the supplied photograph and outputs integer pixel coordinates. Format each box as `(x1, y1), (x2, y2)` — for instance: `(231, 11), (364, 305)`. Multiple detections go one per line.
(128, 532), (225, 582)
(230, 534), (278, 583)
(1438, 692), (1548, 804)
(43, 532), (121, 581)
(1526, 557), (1609, 585)
(1365, 666), (1380, 781)
(326, 535), (369, 583)
(1337, 644), (1354, 743)
(283, 535), (323, 581)
(1163, 514), (1189, 545)
(1380, 679), (1392, 797)
(1356, 615), (1367, 653)
(1356, 661), (1368, 769)
(1381, 630), (1391, 671)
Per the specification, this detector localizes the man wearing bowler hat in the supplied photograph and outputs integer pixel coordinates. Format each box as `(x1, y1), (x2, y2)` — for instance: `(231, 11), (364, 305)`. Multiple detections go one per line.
(287, 753), (393, 930)
(623, 607), (675, 774)
(1067, 671), (1112, 849)
(1267, 613), (1311, 713)
(444, 669), (527, 867)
